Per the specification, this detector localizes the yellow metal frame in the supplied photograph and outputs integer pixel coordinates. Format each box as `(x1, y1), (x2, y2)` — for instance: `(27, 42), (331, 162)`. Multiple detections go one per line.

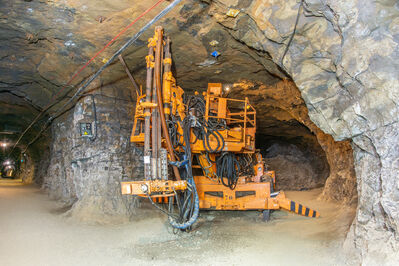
(194, 175), (272, 210)
(121, 180), (187, 196)
(122, 30), (320, 219)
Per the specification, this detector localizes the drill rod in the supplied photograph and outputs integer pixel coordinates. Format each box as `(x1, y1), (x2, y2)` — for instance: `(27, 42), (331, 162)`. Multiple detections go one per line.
(144, 46), (154, 181)
(152, 51), (159, 180)
(154, 26), (181, 180)
(163, 37), (171, 120)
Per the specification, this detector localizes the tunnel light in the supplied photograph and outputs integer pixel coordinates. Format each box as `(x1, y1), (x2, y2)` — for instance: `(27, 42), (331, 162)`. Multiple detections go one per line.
(4, 160), (11, 165)
(223, 84), (233, 93)
(1, 142), (7, 147)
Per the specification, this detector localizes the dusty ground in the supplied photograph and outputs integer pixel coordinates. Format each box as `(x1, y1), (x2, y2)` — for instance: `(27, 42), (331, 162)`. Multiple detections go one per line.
(0, 179), (355, 266)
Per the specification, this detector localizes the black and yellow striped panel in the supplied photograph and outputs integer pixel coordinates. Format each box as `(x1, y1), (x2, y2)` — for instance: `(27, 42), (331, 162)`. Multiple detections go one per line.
(290, 201), (319, 218)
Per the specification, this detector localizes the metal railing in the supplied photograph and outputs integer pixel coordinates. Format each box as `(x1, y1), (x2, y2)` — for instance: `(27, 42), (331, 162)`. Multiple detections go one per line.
(204, 94), (256, 146)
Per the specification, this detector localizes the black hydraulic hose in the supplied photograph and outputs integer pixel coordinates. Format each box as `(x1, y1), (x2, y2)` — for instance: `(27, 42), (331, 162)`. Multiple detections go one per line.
(147, 192), (179, 220)
(217, 152), (240, 190)
(182, 190), (192, 220)
(19, 0), (183, 152)
(203, 122), (225, 153)
(182, 117), (193, 176)
(168, 182), (199, 230)
(88, 94), (97, 142)
(204, 129), (220, 153)
(185, 94), (225, 153)
(163, 116), (199, 230)
(166, 119), (177, 146)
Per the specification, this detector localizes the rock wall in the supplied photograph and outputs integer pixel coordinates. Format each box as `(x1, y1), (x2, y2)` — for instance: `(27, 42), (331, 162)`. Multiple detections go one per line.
(32, 145), (51, 185)
(42, 82), (143, 224)
(233, 80), (356, 203)
(349, 124), (399, 264)
(205, 0), (399, 263)
(262, 141), (327, 191)
(2, 0), (398, 263)
(20, 153), (35, 184)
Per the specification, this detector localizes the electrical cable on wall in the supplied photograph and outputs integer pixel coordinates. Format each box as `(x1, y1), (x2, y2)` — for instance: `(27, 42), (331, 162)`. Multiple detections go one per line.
(84, 94), (98, 142)
(11, 0), (167, 154)
(280, 0), (304, 69)
(16, 0), (183, 154)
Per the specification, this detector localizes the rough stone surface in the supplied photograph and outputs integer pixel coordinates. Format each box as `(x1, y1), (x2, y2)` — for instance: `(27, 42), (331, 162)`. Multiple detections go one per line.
(348, 123), (399, 264)
(1, 0), (398, 263)
(205, 1), (399, 263)
(19, 154), (35, 184)
(208, 0), (399, 139)
(42, 83), (143, 223)
(263, 142), (325, 191)
(232, 80), (356, 204)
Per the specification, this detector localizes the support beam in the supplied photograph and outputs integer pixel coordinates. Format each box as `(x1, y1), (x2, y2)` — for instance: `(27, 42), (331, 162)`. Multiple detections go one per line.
(118, 54), (141, 97)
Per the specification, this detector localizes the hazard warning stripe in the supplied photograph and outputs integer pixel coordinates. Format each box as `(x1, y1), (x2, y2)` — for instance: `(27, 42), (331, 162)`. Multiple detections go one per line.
(289, 200), (318, 217)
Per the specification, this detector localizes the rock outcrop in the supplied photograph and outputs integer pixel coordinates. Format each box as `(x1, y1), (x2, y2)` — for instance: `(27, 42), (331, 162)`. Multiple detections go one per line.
(205, 0), (399, 263)
(1, 0), (398, 263)
(262, 142), (327, 191)
(42, 81), (142, 224)
(231, 80), (356, 201)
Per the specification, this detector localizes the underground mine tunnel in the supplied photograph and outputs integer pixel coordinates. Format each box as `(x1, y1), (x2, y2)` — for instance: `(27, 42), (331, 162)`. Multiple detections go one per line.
(1, 0), (398, 265)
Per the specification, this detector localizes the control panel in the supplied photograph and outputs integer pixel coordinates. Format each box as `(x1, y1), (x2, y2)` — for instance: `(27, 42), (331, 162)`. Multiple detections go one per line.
(79, 122), (93, 138)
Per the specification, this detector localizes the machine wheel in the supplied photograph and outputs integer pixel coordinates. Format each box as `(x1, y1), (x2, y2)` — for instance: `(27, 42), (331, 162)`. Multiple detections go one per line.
(262, 209), (270, 222)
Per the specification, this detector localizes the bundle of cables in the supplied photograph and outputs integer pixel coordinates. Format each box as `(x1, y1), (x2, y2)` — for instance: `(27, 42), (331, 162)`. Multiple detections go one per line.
(166, 115), (181, 150)
(150, 93), (232, 230)
(146, 112), (202, 231)
(216, 152), (240, 190)
(237, 154), (255, 176)
(157, 115), (202, 231)
(146, 176), (198, 232)
(147, 151), (199, 231)
(167, 170), (199, 231)
(185, 95), (225, 153)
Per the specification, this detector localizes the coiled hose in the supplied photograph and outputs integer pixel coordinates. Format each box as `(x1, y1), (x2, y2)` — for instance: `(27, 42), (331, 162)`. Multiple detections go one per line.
(185, 95), (225, 154)
(166, 94), (229, 229)
(202, 120), (225, 153)
(216, 152), (240, 190)
(164, 120), (200, 230)
(168, 179), (199, 230)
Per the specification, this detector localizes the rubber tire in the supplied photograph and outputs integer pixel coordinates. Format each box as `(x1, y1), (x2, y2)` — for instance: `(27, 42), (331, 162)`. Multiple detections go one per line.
(262, 209), (270, 222)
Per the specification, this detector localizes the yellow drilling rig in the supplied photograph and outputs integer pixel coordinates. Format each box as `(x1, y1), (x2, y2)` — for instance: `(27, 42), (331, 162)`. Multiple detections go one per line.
(121, 27), (319, 229)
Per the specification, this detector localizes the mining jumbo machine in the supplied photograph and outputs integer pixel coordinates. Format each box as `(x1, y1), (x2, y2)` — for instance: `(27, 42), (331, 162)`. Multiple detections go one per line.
(121, 27), (320, 230)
